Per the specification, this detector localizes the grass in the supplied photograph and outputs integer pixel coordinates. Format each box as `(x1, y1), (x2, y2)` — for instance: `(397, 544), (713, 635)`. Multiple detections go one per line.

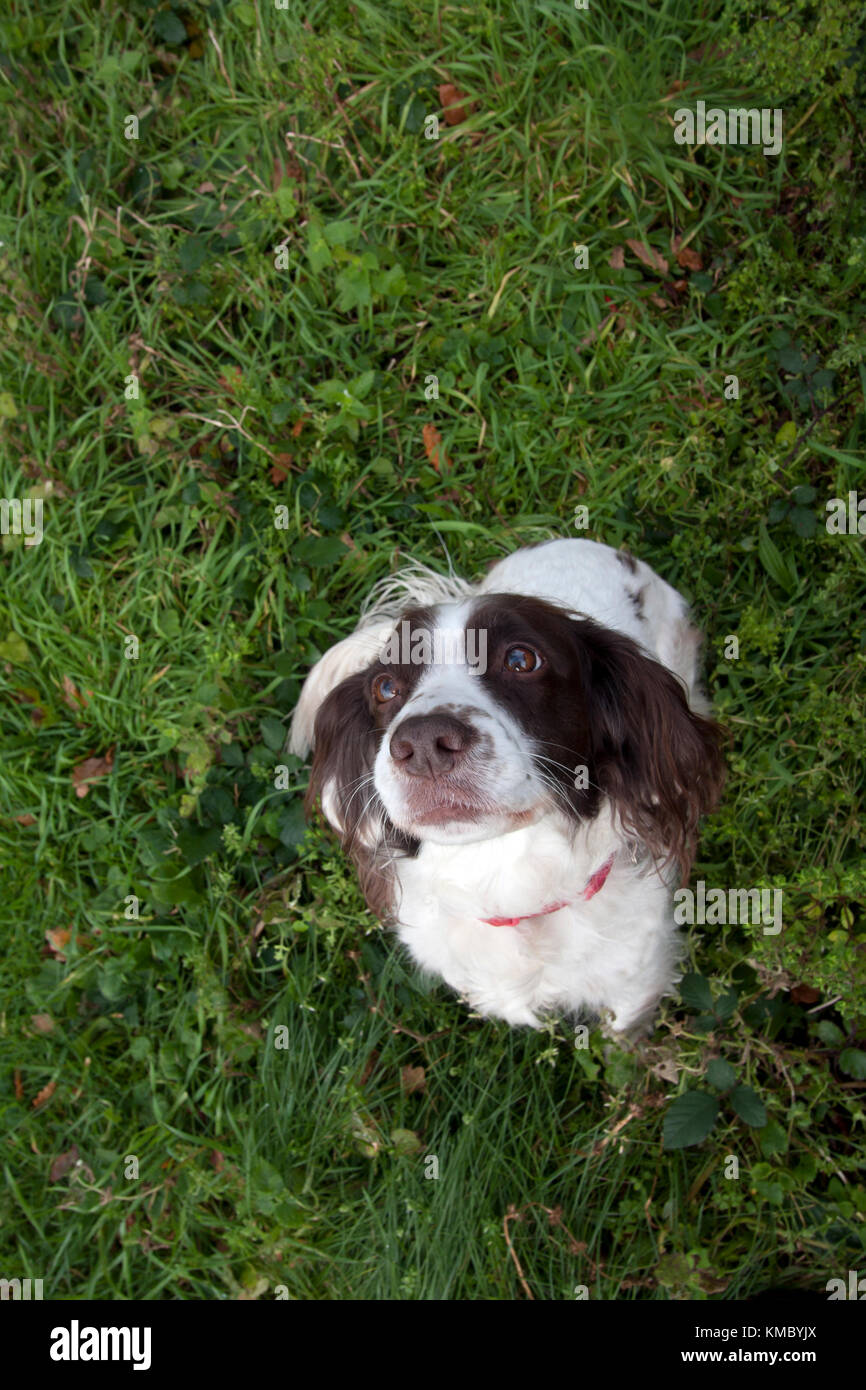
(0, 0), (864, 1300)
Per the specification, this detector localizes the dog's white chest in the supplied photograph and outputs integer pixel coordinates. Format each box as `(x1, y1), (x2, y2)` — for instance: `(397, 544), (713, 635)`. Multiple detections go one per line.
(392, 816), (679, 1031)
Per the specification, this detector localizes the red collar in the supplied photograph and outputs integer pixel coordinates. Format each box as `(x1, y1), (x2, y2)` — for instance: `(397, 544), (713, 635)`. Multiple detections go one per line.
(480, 856), (614, 927)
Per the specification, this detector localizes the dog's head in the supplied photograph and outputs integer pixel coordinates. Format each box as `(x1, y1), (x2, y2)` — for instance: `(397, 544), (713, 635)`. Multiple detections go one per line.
(292, 595), (724, 914)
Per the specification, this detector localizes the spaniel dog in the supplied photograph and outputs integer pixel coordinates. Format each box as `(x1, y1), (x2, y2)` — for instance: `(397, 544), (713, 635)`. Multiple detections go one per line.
(289, 539), (724, 1035)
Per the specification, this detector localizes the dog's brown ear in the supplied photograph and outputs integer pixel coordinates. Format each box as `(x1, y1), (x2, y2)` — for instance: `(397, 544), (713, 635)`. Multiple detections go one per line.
(304, 672), (415, 921)
(305, 671), (376, 831)
(575, 622), (725, 884)
(289, 621), (393, 758)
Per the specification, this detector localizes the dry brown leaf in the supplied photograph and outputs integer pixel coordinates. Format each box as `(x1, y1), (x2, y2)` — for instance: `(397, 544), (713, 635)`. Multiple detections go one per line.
(272, 158), (300, 190)
(439, 83), (473, 126)
(675, 245), (703, 271)
(71, 748), (114, 798)
(625, 238), (669, 274)
(290, 414), (310, 438)
(790, 983), (821, 1005)
(401, 1065), (426, 1095)
(608, 246), (625, 270)
(270, 453), (294, 485)
(61, 675), (87, 710)
(44, 927), (92, 960)
(45, 927), (71, 957)
(14, 1069), (23, 1101)
(422, 424), (453, 472)
(49, 1146), (80, 1182)
(31, 1013), (55, 1034)
(33, 1079), (57, 1109)
(15, 813), (36, 826)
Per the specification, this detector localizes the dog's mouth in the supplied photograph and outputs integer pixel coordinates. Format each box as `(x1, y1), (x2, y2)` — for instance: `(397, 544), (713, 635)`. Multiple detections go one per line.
(411, 802), (485, 826)
(376, 756), (547, 840)
(395, 796), (541, 838)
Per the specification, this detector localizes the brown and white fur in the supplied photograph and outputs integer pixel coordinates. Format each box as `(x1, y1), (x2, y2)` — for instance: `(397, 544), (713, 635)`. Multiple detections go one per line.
(289, 538), (724, 1034)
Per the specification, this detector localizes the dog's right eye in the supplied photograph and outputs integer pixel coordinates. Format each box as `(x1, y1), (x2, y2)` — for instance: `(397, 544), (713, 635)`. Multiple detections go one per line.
(372, 673), (401, 703)
(504, 645), (543, 673)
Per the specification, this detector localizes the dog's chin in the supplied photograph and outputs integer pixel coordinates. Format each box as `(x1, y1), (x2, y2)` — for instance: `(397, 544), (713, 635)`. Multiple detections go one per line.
(384, 800), (544, 846)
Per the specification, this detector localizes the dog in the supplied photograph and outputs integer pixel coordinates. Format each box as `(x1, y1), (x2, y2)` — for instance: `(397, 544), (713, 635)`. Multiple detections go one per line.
(289, 538), (724, 1034)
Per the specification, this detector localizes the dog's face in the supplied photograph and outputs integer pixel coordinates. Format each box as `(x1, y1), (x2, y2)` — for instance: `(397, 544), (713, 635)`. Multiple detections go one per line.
(305, 595), (724, 899)
(369, 597), (581, 845)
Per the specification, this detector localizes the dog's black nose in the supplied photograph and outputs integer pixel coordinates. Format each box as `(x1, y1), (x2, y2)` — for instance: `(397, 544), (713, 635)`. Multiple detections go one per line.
(389, 714), (476, 778)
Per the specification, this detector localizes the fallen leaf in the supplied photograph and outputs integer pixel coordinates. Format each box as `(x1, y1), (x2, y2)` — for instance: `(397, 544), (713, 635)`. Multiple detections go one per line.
(31, 1013), (55, 1034)
(608, 246), (625, 270)
(790, 983), (821, 1005)
(14, 1070), (23, 1101)
(44, 927), (92, 960)
(272, 157), (300, 189)
(675, 245), (703, 271)
(422, 424), (453, 472)
(50, 1146), (80, 1181)
(33, 1079), (57, 1109)
(61, 675), (87, 709)
(625, 238), (669, 274)
(45, 927), (71, 957)
(401, 1065), (426, 1095)
(15, 814), (36, 826)
(270, 453), (294, 485)
(290, 414), (309, 438)
(71, 748), (114, 798)
(145, 665), (171, 689)
(439, 83), (473, 126)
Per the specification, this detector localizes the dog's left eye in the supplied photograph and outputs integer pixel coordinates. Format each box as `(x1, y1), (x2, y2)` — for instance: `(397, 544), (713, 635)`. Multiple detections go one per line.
(372, 673), (401, 703)
(504, 646), (543, 673)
